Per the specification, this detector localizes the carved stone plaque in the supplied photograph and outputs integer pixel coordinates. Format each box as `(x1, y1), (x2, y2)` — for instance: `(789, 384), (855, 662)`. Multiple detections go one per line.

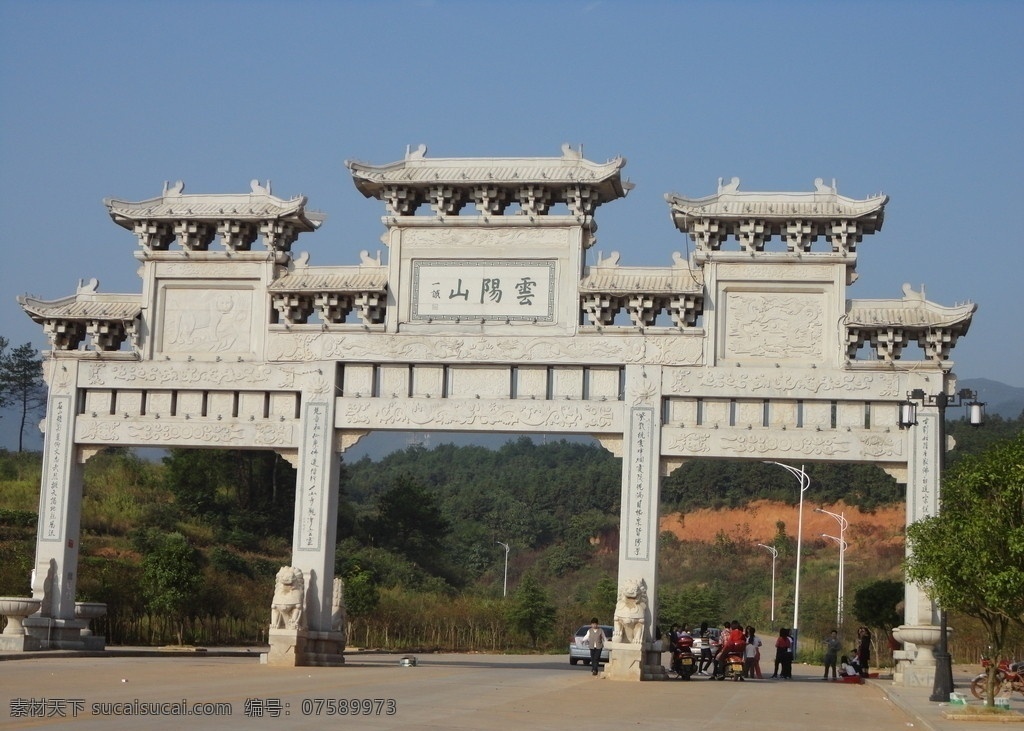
(159, 285), (255, 355)
(411, 260), (555, 322)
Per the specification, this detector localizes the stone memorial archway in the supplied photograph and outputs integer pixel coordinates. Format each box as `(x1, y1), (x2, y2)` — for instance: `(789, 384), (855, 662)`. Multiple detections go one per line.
(14, 147), (974, 681)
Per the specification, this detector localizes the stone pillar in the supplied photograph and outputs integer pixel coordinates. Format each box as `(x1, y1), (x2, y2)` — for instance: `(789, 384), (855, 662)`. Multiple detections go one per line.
(266, 364), (345, 666)
(900, 402), (942, 686)
(606, 364), (667, 680)
(25, 361), (88, 649)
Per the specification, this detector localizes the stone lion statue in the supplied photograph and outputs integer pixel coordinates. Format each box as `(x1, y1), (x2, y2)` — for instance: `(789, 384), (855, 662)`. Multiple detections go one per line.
(270, 566), (305, 630)
(330, 575), (347, 642)
(612, 577), (648, 645)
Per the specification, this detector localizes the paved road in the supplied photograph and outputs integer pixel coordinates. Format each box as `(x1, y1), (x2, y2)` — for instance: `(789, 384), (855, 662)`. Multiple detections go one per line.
(0, 651), (1019, 730)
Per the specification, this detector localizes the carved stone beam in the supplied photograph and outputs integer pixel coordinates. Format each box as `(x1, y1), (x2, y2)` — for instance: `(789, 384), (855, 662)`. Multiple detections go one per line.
(785, 219), (817, 253)
(314, 292), (354, 324)
(382, 185), (422, 216)
(870, 327), (908, 362)
(917, 327), (957, 361)
(626, 294), (662, 327)
(260, 220), (299, 253)
(43, 319), (87, 350)
(737, 218), (768, 253)
(271, 293), (315, 325)
(581, 293), (621, 326)
(669, 293), (703, 328)
(86, 320), (128, 351)
(354, 292), (386, 325)
(691, 218), (723, 251)
(828, 219), (862, 254)
(564, 184), (597, 216)
(846, 328), (868, 360)
(517, 185), (552, 217)
(132, 220), (175, 252)
(427, 185), (466, 217)
(174, 220), (216, 252)
(471, 185), (509, 215)
(217, 220), (258, 252)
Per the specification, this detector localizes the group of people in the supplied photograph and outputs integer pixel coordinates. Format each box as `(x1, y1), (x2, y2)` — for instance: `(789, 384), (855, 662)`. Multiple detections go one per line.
(822, 626), (872, 680)
(665, 621), (794, 680)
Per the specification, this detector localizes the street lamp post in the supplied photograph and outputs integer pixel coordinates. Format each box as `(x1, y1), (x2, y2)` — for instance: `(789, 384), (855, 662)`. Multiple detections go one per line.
(763, 461), (810, 654)
(757, 543), (779, 623)
(898, 387), (985, 703)
(496, 541), (510, 597)
(820, 533), (849, 628)
(815, 507), (849, 627)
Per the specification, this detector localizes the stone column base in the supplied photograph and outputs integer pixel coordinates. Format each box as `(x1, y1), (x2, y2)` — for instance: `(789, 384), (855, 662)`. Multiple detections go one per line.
(22, 617), (87, 651)
(261, 629), (346, 667)
(901, 665), (937, 688)
(603, 642), (669, 681)
(0, 633), (45, 652)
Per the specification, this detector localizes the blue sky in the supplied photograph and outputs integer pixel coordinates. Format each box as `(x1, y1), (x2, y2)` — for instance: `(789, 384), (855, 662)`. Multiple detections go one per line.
(1, 1), (1022, 452)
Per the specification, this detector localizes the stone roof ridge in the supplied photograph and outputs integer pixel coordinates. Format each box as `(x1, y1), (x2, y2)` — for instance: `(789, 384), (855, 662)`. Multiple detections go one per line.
(666, 177), (888, 217)
(846, 283), (977, 326)
(104, 179), (325, 228)
(346, 144), (631, 186)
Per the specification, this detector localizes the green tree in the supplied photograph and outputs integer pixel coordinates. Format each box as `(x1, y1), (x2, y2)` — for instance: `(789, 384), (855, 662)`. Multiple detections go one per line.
(1, 343), (46, 452)
(366, 476), (450, 573)
(506, 572), (556, 648)
(0, 336), (9, 412)
(140, 532), (202, 645)
(852, 579), (904, 658)
(905, 433), (1024, 705)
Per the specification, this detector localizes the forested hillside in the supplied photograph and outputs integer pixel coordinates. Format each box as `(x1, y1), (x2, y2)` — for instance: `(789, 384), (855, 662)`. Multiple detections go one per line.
(1, 412), (1021, 659)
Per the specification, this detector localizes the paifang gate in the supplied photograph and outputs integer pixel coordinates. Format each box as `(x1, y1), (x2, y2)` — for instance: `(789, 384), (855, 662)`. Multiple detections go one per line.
(15, 146), (975, 680)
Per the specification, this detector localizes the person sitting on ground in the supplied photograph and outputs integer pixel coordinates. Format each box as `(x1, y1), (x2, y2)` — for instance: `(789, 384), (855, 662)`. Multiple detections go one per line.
(840, 654), (858, 677)
(849, 649), (862, 676)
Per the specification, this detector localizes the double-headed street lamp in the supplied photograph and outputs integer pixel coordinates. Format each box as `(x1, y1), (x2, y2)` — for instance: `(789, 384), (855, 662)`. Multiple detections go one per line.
(898, 387), (984, 703)
(819, 532), (849, 628)
(496, 541), (510, 598)
(815, 507), (849, 628)
(763, 461), (810, 653)
(757, 543), (779, 623)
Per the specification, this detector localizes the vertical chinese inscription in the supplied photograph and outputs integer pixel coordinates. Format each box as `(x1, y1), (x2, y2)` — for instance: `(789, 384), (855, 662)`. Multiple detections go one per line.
(297, 401), (330, 551)
(918, 413), (932, 518)
(626, 407), (654, 561)
(42, 396), (72, 542)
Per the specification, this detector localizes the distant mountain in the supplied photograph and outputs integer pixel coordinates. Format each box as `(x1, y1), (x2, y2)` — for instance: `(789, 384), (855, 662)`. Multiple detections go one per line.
(958, 378), (1024, 419)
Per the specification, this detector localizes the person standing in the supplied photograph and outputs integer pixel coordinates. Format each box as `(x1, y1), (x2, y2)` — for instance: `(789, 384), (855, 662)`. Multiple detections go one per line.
(823, 629), (841, 680)
(857, 626), (872, 678)
(698, 621), (714, 675)
(773, 627), (793, 678)
(744, 625), (762, 679)
(585, 618), (606, 676)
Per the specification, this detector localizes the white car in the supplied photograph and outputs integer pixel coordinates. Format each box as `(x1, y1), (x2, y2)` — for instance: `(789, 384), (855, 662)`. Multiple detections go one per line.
(569, 625), (613, 666)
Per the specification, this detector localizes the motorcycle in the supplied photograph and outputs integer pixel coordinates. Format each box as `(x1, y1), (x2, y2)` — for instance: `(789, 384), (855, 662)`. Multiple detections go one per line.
(970, 656), (1024, 700)
(670, 636), (698, 680)
(713, 648), (746, 681)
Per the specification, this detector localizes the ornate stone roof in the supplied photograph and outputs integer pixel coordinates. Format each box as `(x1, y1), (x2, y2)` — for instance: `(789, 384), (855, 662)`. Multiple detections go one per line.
(105, 180), (324, 230)
(667, 178), (888, 256)
(847, 286), (976, 329)
(269, 266), (388, 293)
(668, 177), (887, 224)
(18, 282), (141, 322)
(579, 253), (703, 294)
(346, 144), (633, 216)
(845, 284), (976, 362)
(18, 279), (141, 351)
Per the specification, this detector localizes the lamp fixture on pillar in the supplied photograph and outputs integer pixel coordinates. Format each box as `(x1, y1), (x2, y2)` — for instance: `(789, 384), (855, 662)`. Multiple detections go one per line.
(757, 543), (778, 623)
(763, 461), (809, 653)
(898, 387), (984, 702)
(815, 507), (849, 628)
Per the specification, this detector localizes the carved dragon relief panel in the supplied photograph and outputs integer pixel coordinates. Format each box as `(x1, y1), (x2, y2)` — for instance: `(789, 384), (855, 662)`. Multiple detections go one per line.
(401, 228), (566, 248)
(269, 332), (704, 366)
(724, 291), (823, 361)
(665, 368), (901, 398)
(83, 361), (330, 394)
(336, 398), (618, 432)
(660, 427), (905, 461)
(715, 263), (833, 281)
(76, 418), (297, 447)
